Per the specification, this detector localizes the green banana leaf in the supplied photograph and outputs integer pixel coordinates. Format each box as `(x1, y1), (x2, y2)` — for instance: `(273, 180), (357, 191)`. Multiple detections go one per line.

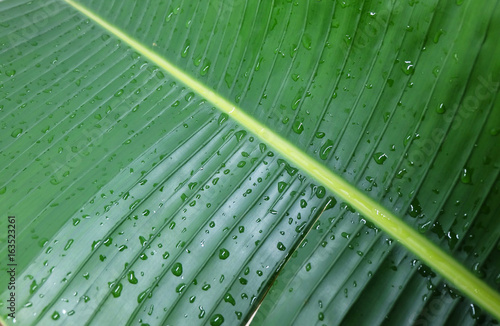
(1, 0), (499, 325)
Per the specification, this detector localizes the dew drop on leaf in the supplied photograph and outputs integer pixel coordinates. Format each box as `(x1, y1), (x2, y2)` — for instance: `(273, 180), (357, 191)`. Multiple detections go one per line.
(408, 198), (423, 218)
(176, 283), (186, 293)
(319, 139), (334, 160)
(224, 293), (236, 306)
(11, 128), (22, 138)
(461, 168), (472, 184)
(127, 271), (138, 284)
(219, 248), (230, 260)
(111, 282), (123, 298)
(436, 103), (446, 114)
(51, 311), (60, 320)
(402, 60), (415, 75)
(372, 152), (387, 164)
(210, 313), (225, 326)
(171, 262), (183, 276)
(292, 120), (304, 134)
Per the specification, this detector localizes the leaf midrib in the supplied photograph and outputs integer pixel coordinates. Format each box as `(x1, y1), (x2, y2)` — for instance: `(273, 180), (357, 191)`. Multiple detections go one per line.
(60, 0), (500, 320)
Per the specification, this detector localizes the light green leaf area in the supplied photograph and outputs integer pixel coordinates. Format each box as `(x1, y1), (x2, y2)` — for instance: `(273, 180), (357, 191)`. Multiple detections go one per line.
(0, 0), (499, 325)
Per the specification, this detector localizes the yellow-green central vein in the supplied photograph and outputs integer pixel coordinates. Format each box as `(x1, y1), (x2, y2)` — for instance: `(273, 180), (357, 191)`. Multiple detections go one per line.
(63, 0), (500, 320)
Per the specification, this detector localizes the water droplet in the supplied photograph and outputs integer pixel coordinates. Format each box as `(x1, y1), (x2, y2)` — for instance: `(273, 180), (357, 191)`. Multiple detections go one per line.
(234, 130), (247, 142)
(5, 70), (16, 77)
(210, 313), (225, 326)
(198, 306), (206, 319)
(469, 303), (482, 320)
(138, 289), (149, 303)
(408, 198), (423, 218)
(255, 56), (263, 71)
(319, 139), (334, 160)
(111, 282), (123, 298)
(295, 222), (307, 233)
(277, 242), (286, 251)
(301, 34), (312, 50)
(11, 128), (22, 138)
(30, 280), (38, 294)
(402, 60), (415, 75)
(181, 40), (190, 58)
(372, 152), (387, 164)
(219, 248), (230, 260)
(176, 283), (186, 293)
(292, 120), (304, 134)
(433, 29), (445, 43)
(64, 239), (74, 251)
(277, 181), (287, 193)
(200, 59), (211, 76)
(316, 186), (325, 198)
(172, 262), (183, 276)
(128, 271), (138, 284)
(447, 230), (459, 250)
(51, 311), (60, 320)
(291, 93), (302, 110)
(461, 168), (472, 184)
(218, 113), (228, 125)
(223, 293), (236, 306)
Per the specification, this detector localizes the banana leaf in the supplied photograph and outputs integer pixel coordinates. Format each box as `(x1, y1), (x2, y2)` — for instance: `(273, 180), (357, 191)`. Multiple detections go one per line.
(1, 0), (499, 325)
